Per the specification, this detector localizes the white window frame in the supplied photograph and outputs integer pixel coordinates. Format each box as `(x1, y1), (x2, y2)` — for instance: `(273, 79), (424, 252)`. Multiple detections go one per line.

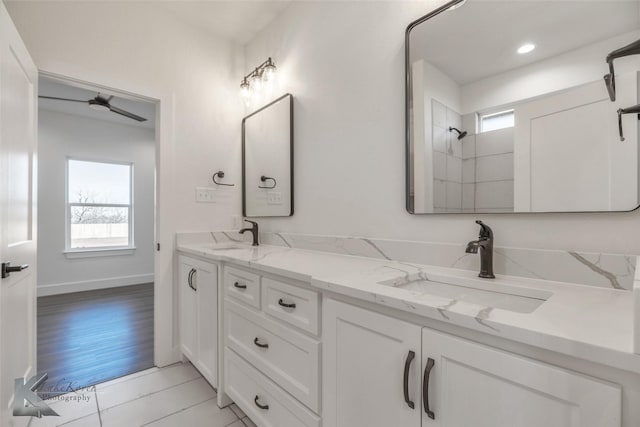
(479, 109), (515, 133)
(65, 157), (135, 255)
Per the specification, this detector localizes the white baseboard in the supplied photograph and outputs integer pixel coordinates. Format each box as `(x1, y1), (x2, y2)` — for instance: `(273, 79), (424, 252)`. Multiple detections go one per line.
(37, 273), (155, 296)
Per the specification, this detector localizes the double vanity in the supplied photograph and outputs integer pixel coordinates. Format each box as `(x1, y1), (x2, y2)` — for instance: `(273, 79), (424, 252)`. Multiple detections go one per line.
(175, 230), (640, 427)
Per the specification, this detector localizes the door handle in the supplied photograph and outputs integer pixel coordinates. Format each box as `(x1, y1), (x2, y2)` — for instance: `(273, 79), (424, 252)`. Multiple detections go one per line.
(423, 357), (435, 420)
(233, 281), (247, 290)
(1, 262), (29, 279)
(403, 350), (415, 409)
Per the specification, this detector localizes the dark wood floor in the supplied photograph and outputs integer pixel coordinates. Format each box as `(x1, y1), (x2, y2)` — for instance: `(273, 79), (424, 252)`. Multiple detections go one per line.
(37, 283), (154, 397)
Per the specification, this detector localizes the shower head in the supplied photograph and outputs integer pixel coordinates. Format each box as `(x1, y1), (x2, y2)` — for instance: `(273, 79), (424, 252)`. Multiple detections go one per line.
(449, 127), (467, 140)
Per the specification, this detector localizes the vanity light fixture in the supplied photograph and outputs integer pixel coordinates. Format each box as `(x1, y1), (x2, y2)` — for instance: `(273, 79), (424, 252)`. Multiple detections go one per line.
(240, 57), (277, 105)
(517, 43), (536, 54)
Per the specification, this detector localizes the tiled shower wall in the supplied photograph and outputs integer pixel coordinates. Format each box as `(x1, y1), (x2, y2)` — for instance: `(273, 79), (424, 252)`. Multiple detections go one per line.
(432, 100), (463, 212)
(433, 102), (514, 212)
(462, 127), (515, 212)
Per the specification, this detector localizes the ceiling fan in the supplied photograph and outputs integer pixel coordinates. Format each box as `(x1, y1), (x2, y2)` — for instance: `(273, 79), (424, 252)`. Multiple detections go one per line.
(38, 93), (148, 122)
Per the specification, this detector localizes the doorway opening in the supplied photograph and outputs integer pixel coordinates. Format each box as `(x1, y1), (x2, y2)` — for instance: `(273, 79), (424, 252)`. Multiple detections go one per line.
(36, 75), (157, 395)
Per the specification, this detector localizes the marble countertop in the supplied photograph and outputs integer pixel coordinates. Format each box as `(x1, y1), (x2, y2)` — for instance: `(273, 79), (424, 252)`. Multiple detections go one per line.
(177, 241), (640, 373)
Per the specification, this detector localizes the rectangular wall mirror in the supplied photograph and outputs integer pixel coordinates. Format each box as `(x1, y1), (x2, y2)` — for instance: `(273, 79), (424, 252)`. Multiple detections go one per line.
(406, 0), (640, 214)
(242, 93), (293, 217)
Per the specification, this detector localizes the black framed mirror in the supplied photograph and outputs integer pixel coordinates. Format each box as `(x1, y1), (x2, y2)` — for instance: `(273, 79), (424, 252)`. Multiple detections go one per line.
(242, 93), (294, 217)
(406, 0), (640, 214)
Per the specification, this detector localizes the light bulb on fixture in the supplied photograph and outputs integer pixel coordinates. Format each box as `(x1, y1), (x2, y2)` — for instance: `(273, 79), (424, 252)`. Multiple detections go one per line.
(240, 78), (251, 100)
(262, 61), (276, 84)
(250, 72), (262, 92)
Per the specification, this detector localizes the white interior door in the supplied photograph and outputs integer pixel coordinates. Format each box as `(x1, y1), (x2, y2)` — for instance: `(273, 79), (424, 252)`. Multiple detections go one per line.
(0, 2), (38, 424)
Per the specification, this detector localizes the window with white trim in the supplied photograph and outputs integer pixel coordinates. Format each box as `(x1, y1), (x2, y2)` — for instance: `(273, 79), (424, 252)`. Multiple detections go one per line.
(479, 109), (515, 133)
(66, 159), (133, 250)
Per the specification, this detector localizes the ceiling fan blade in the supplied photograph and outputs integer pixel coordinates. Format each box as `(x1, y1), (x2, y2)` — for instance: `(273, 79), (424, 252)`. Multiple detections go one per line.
(38, 95), (88, 103)
(109, 105), (148, 122)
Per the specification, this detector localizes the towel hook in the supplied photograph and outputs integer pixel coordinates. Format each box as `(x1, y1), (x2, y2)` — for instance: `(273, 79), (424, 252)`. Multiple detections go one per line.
(212, 171), (235, 186)
(617, 104), (640, 142)
(258, 175), (277, 189)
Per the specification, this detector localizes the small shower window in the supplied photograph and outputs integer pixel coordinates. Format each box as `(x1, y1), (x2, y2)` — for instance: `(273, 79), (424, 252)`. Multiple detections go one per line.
(479, 109), (514, 133)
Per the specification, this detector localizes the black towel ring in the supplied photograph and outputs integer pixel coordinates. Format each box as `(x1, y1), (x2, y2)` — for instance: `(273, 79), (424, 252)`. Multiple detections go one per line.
(212, 171), (234, 186)
(258, 175), (277, 189)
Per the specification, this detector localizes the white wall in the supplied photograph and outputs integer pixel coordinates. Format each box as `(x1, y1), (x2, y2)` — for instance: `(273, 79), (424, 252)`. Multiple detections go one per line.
(38, 109), (155, 295)
(5, 1), (243, 233)
(244, 0), (640, 255)
(461, 30), (640, 115)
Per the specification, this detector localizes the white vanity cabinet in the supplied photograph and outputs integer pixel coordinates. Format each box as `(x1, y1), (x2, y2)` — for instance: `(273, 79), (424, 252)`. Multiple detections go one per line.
(324, 299), (622, 427)
(223, 266), (321, 427)
(323, 298), (422, 427)
(178, 255), (218, 387)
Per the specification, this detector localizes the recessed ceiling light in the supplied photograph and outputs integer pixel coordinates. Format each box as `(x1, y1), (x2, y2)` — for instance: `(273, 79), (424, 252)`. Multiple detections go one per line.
(517, 43), (536, 54)
(447, 0), (467, 11)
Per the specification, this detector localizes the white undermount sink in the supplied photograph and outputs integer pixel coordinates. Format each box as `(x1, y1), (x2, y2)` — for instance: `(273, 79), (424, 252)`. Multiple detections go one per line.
(378, 273), (552, 314)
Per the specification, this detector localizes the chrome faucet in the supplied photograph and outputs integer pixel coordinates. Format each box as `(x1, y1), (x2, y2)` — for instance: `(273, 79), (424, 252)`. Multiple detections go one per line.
(239, 219), (259, 246)
(465, 220), (495, 279)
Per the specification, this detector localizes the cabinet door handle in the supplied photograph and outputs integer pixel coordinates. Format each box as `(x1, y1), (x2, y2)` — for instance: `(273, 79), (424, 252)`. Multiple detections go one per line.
(254, 395), (269, 410)
(403, 350), (415, 409)
(187, 268), (196, 291)
(253, 337), (269, 349)
(190, 269), (197, 291)
(278, 298), (296, 309)
(423, 357), (435, 420)
(233, 281), (247, 290)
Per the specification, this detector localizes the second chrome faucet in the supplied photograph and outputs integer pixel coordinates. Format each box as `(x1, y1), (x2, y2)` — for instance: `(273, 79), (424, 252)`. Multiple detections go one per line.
(465, 220), (495, 279)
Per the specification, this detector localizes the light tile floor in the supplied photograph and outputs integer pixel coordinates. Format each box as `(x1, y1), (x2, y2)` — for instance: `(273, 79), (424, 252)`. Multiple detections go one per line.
(27, 363), (257, 427)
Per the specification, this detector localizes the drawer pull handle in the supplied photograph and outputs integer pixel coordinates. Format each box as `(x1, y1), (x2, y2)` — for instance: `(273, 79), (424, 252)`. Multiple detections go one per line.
(254, 395), (269, 410)
(278, 298), (296, 309)
(403, 350), (415, 409)
(233, 281), (247, 290)
(423, 357), (435, 419)
(253, 337), (269, 349)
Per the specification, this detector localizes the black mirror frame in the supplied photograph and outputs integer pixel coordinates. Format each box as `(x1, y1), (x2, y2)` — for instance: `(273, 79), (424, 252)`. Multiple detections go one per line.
(241, 93), (294, 217)
(403, 0), (640, 214)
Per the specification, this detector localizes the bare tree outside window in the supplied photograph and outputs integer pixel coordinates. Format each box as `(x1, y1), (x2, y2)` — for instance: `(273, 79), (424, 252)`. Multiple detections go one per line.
(67, 160), (132, 249)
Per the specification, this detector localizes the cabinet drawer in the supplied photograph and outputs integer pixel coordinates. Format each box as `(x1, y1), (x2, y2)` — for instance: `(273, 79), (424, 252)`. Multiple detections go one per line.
(225, 266), (260, 309)
(262, 278), (320, 335)
(225, 348), (320, 427)
(225, 299), (320, 412)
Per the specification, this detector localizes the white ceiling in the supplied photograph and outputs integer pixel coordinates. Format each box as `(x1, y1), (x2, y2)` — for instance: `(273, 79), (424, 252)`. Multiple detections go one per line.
(39, 77), (156, 129)
(157, 1), (292, 44)
(410, 0), (640, 85)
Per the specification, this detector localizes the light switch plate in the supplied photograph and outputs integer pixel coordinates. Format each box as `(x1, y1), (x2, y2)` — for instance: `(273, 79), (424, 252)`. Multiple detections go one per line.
(196, 187), (216, 203)
(267, 191), (283, 205)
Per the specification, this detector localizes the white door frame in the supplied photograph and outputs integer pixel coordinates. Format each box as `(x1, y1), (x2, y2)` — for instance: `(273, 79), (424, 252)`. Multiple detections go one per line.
(38, 70), (179, 367)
